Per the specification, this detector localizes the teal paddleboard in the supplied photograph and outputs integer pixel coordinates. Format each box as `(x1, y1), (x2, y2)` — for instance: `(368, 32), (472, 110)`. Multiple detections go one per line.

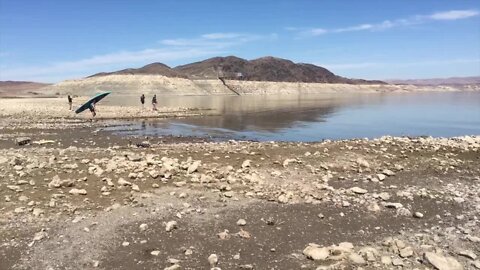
(75, 92), (111, 114)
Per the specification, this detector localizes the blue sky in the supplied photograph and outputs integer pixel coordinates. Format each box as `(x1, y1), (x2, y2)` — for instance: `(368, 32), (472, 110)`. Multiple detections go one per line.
(0, 0), (479, 82)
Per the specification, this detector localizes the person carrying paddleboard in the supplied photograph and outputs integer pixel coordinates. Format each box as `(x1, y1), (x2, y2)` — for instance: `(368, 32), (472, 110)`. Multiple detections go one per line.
(89, 101), (96, 117)
(68, 95), (73, 110)
(140, 94), (145, 109)
(152, 94), (157, 111)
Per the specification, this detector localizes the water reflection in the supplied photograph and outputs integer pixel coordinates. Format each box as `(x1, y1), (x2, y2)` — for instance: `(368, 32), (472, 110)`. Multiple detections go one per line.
(106, 92), (480, 141)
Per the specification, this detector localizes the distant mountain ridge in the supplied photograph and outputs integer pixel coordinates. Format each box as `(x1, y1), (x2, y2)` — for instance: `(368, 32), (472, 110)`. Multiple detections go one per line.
(90, 56), (385, 84)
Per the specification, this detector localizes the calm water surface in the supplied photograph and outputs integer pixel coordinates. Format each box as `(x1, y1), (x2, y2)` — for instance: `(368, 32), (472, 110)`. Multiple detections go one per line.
(106, 92), (480, 142)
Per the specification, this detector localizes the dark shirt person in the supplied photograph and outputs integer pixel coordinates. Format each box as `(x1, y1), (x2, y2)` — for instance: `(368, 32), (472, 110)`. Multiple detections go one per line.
(140, 94), (145, 109)
(68, 95), (73, 110)
(152, 95), (157, 111)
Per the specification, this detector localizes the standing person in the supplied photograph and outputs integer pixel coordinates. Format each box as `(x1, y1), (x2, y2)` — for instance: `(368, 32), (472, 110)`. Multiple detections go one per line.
(152, 94), (157, 111)
(68, 95), (73, 110)
(89, 101), (96, 117)
(140, 94), (145, 109)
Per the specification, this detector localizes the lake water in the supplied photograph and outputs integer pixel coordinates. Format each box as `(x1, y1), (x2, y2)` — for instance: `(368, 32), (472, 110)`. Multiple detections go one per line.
(106, 92), (480, 142)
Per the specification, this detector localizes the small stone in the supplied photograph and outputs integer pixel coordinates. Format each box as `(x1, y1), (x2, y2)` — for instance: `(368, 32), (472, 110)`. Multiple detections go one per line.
(165, 220), (178, 232)
(69, 188), (87, 195)
(122, 241), (129, 247)
(139, 223), (148, 231)
(187, 160), (201, 174)
(236, 219), (247, 226)
(16, 137), (31, 146)
(236, 229), (251, 239)
(208, 254), (218, 266)
(241, 160), (251, 169)
(392, 258), (404, 266)
(151, 250), (161, 256)
(164, 264), (180, 270)
(348, 253), (366, 265)
(414, 212), (424, 218)
(350, 187), (368, 194)
(118, 178), (131, 186)
(400, 247), (414, 258)
(381, 256), (392, 265)
(458, 250), (477, 260)
(303, 245), (329, 261)
(376, 174), (386, 181)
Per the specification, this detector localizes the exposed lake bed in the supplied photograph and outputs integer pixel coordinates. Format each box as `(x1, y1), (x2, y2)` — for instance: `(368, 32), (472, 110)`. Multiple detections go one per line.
(1, 90), (479, 269)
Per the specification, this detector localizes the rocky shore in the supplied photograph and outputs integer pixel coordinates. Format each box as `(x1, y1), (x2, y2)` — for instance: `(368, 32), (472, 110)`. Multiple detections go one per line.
(1, 109), (479, 270)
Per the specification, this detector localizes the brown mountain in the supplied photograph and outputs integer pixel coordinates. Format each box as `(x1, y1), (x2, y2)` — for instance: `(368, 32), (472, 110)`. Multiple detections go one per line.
(89, 56), (385, 84)
(89, 62), (185, 78)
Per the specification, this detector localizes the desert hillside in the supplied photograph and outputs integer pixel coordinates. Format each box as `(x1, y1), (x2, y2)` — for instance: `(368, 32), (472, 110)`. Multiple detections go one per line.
(0, 81), (51, 97)
(90, 56), (386, 84)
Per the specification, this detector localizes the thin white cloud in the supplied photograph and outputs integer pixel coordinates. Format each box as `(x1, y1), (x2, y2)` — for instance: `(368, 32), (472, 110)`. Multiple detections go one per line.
(299, 9), (479, 36)
(429, 10), (479, 20)
(201, 33), (243, 39)
(1, 32), (277, 82)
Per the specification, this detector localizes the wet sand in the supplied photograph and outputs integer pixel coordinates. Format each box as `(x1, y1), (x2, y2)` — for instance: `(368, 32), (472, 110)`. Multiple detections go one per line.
(0, 97), (479, 270)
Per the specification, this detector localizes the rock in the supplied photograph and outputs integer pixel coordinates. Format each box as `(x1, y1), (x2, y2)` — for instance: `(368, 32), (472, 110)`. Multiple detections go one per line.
(48, 175), (62, 188)
(384, 202), (403, 209)
(118, 178), (132, 186)
(376, 174), (386, 181)
(241, 160), (251, 169)
(303, 245), (329, 261)
(136, 141), (151, 148)
(15, 137), (31, 146)
(356, 158), (370, 168)
(367, 202), (381, 212)
(278, 194), (288, 204)
(379, 192), (391, 201)
(414, 212), (424, 218)
(473, 261), (480, 269)
(69, 188), (87, 195)
(187, 160), (201, 174)
(382, 169), (395, 176)
(208, 254), (218, 266)
(32, 208), (44, 217)
(236, 219), (247, 226)
(131, 184), (140, 191)
(151, 250), (161, 256)
(122, 241), (130, 247)
(457, 250), (477, 260)
(399, 247), (414, 258)
(348, 253), (366, 265)
(149, 170), (160, 179)
(236, 229), (251, 239)
(467, 235), (480, 243)
(217, 230), (230, 240)
(424, 252), (463, 270)
(165, 220), (178, 232)
(350, 187), (368, 194)
(396, 207), (412, 216)
(164, 264), (180, 270)
(139, 223), (148, 231)
(392, 258), (404, 266)
(381, 256), (392, 265)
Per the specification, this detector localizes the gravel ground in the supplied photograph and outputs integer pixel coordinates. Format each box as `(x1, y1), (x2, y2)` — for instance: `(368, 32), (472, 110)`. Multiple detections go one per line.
(0, 97), (479, 270)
